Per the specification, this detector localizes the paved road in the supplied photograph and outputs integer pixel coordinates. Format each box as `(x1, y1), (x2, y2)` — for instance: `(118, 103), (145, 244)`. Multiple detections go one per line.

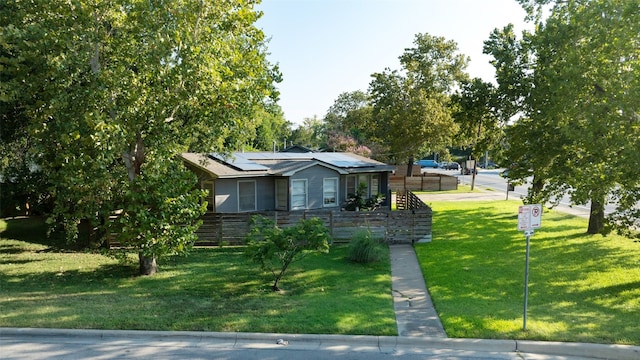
(1, 329), (622, 360)
(427, 168), (617, 218)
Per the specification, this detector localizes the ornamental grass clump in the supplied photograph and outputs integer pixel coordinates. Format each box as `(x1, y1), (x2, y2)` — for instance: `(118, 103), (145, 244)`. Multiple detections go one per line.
(347, 229), (385, 263)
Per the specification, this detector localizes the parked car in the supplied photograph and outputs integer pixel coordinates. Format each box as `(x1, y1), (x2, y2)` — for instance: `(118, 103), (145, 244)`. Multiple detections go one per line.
(415, 159), (438, 168)
(445, 162), (460, 170)
(479, 161), (498, 169)
(461, 167), (478, 175)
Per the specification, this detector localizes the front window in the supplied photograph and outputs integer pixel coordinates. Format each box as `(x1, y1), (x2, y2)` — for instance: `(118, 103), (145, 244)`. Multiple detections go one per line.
(358, 174), (370, 197)
(291, 179), (307, 210)
(202, 180), (214, 211)
(371, 174), (379, 195)
(275, 179), (288, 210)
(323, 178), (338, 207)
(346, 175), (357, 197)
(238, 180), (256, 212)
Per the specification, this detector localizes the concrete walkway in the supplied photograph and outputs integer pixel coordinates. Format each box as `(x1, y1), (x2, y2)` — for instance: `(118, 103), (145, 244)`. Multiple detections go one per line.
(389, 244), (446, 337)
(387, 186), (592, 338)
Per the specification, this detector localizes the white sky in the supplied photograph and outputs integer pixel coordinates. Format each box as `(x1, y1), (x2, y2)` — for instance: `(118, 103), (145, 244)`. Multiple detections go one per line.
(256, 0), (532, 126)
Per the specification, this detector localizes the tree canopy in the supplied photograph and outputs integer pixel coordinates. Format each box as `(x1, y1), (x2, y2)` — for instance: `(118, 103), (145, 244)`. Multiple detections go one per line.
(1, 0), (280, 273)
(367, 33), (468, 172)
(487, 0), (640, 234)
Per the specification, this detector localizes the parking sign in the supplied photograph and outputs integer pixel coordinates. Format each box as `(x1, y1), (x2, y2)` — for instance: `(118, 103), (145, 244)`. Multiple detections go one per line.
(518, 204), (542, 231)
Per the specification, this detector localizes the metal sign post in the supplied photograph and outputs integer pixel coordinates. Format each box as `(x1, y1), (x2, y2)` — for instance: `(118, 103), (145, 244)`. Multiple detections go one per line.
(518, 204), (542, 332)
(523, 229), (532, 331)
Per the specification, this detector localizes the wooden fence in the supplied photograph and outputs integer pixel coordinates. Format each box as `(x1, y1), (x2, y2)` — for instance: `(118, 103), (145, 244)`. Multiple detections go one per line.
(396, 189), (430, 211)
(195, 207), (432, 246)
(389, 173), (458, 192)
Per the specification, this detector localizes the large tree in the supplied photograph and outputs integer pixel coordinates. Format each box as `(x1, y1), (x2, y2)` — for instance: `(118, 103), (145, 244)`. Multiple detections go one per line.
(246, 102), (292, 152)
(367, 33), (468, 173)
(489, 0), (640, 234)
(1, 0), (279, 274)
(288, 116), (326, 150)
(322, 91), (373, 156)
(324, 91), (370, 139)
(451, 77), (502, 189)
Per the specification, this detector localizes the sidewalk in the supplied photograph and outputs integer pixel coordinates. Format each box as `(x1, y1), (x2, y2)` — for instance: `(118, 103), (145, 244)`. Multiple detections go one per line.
(390, 244), (446, 337)
(416, 187), (592, 219)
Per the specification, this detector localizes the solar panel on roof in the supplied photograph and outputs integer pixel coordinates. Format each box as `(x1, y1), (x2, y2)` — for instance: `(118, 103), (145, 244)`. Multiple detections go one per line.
(209, 153), (269, 171)
(314, 153), (372, 167)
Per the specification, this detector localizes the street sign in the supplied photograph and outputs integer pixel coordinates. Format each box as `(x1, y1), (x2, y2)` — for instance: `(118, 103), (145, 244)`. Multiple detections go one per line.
(518, 204), (542, 332)
(518, 204), (542, 231)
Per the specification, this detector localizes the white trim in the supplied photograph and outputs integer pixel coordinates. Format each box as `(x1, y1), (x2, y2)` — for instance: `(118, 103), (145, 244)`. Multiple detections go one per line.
(237, 180), (257, 212)
(290, 179), (308, 210)
(323, 177), (339, 207)
(278, 161), (349, 176)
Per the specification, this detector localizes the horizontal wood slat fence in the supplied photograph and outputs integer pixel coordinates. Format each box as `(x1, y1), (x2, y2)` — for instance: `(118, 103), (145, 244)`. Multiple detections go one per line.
(195, 197), (432, 246)
(389, 173), (458, 192)
(395, 189), (430, 211)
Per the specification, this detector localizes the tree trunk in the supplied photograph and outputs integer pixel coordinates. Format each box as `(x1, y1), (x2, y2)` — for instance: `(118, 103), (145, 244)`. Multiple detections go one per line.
(587, 198), (605, 235)
(139, 252), (158, 276)
(531, 177), (544, 196)
(406, 155), (414, 177)
(470, 157), (477, 191)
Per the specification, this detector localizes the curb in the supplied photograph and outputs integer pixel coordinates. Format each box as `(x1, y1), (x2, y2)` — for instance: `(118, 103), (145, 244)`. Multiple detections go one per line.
(516, 340), (640, 360)
(2, 328), (639, 359)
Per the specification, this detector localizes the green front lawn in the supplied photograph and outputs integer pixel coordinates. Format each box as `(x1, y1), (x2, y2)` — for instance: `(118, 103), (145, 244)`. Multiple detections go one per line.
(0, 217), (395, 335)
(3, 203), (640, 345)
(416, 201), (640, 345)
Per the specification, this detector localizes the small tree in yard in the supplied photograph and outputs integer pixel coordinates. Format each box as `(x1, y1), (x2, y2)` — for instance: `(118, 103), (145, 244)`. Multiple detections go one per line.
(245, 215), (331, 291)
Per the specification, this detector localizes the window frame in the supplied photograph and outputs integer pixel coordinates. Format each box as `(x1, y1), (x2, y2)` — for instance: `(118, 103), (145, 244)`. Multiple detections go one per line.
(202, 180), (215, 211)
(237, 180), (257, 212)
(323, 177), (339, 207)
(290, 179), (308, 210)
(275, 178), (288, 210)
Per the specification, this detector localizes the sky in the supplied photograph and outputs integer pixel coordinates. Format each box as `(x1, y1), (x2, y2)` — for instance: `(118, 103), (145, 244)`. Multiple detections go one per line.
(256, 0), (532, 126)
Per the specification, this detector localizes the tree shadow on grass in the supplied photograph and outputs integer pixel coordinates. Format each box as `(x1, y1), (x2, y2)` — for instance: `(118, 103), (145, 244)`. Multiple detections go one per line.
(1, 216), (103, 251)
(420, 202), (640, 343)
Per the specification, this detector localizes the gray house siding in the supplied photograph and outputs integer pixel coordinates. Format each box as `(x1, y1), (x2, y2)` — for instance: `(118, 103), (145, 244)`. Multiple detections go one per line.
(213, 177), (274, 213)
(181, 152), (393, 213)
(290, 165), (341, 210)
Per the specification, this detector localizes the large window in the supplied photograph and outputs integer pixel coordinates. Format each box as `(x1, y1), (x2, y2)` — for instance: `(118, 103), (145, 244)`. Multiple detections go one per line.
(275, 179), (288, 210)
(323, 178), (338, 207)
(238, 180), (256, 212)
(291, 179), (307, 210)
(345, 174), (382, 199)
(371, 174), (380, 195)
(346, 174), (373, 198)
(202, 180), (215, 211)
(346, 175), (357, 197)
(358, 174), (370, 197)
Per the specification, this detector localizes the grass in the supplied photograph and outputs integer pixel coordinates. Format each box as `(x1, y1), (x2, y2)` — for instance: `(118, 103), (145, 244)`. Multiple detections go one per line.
(414, 184), (479, 194)
(4, 204), (640, 345)
(415, 200), (640, 345)
(0, 217), (396, 335)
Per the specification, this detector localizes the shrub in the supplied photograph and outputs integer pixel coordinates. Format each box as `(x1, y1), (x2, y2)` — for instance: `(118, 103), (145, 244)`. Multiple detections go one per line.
(244, 215), (331, 291)
(347, 229), (385, 263)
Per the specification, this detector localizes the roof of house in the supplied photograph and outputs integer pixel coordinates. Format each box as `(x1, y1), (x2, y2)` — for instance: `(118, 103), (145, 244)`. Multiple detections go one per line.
(181, 152), (395, 179)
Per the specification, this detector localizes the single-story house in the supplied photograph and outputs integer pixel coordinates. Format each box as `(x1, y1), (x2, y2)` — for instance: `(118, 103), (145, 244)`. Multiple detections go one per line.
(181, 151), (395, 213)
